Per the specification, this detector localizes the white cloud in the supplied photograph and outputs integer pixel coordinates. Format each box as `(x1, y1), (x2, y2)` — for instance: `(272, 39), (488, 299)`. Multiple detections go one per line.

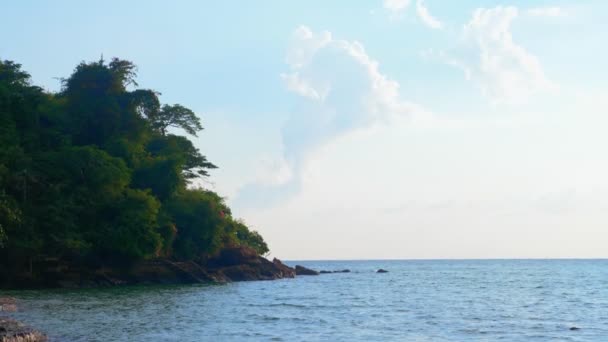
(280, 72), (326, 101)
(383, 0), (410, 20)
(280, 25), (418, 162)
(445, 6), (554, 104)
(383, 0), (410, 13)
(235, 25), (423, 207)
(284, 26), (332, 69)
(416, 0), (443, 29)
(527, 7), (565, 17)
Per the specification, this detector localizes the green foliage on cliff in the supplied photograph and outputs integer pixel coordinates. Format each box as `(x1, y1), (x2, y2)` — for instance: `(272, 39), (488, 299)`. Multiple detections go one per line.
(0, 58), (268, 272)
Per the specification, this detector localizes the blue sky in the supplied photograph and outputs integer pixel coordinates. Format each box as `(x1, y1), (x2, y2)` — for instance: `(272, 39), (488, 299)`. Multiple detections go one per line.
(3, 1), (608, 259)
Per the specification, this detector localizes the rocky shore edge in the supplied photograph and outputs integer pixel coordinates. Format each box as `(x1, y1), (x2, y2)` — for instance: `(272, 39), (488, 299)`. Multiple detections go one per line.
(1, 298), (47, 342)
(1, 246), (355, 289)
(0, 317), (46, 342)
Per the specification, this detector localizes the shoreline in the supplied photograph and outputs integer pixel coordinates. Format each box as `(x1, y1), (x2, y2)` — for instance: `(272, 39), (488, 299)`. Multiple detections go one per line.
(1, 298), (47, 342)
(1, 247), (297, 290)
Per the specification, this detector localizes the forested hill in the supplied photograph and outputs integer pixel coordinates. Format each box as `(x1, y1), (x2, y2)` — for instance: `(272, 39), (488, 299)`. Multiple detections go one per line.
(0, 58), (268, 277)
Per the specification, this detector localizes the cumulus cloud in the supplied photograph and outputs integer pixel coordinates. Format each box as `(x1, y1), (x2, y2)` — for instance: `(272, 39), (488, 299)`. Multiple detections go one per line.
(526, 7), (565, 17)
(235, 26), (421, 208)
(416, 0), (443, 29)
(445, 6), (554, 104)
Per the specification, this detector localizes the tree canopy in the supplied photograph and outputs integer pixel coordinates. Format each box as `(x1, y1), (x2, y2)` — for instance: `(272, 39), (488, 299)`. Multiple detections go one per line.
(0, 58), (268, 275)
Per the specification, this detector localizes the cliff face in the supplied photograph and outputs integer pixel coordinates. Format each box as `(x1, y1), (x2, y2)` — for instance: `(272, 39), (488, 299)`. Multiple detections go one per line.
(1, 247), (295, 289)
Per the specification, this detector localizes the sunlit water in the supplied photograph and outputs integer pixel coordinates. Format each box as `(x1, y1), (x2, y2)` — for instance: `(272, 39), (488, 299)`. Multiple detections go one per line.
(4, 260), (608, 341)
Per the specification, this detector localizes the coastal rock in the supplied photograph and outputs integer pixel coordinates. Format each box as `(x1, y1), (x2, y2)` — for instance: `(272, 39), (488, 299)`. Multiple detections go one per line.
(0, 298), (17, 312)
(319, 270), (332, 274)
(377, 269), (389, 273)
(207, 247), (259, 268)
(160, 260), (228, 284)
(295, 265), (319, 276)
(1, 247), (296, 289)
(570, 327), (580, 331)
(214, 257), (295, 281)
(272, 258), (297, 278)
(0, 317), (46, 342)
(206, 247), (296, 282)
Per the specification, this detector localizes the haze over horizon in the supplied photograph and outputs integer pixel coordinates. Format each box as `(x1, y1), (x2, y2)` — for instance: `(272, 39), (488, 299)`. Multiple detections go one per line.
(3, 0), (607, 260)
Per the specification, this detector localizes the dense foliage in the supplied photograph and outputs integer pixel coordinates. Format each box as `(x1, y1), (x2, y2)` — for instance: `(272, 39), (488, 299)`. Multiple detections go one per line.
(0, 58), (268, 274)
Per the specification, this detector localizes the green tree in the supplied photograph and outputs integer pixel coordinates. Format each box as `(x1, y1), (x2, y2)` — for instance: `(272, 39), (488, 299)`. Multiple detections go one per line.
(151, 104), (203, 136)
(0, 57), (271, 281)
(166, 189), (228, 260)
(95, 189), (162, 261)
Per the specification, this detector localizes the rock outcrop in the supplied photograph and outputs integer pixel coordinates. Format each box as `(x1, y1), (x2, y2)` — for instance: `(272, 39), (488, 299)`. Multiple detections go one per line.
(207, 247), (295, 281)
(0, 318), (46, 342)
(377, 269), (389, 273)
(295, 265), (319, 276)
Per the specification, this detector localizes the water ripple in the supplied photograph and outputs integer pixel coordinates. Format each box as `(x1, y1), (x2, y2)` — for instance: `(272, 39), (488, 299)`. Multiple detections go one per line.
(3, 259), (608, 341)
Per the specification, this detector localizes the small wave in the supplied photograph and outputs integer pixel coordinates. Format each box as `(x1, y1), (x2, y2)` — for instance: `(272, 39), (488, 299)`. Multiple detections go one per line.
(248, 313), (281, 321)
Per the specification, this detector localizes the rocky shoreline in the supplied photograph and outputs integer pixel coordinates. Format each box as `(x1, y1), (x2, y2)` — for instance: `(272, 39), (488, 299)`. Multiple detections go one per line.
(0, 317), (46, 342)
(1, 246), (359, 289)
(1, 247), (302, 289)
(1, 299), (46, 342)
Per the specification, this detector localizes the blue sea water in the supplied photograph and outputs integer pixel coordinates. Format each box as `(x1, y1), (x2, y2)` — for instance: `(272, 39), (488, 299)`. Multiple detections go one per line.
(4, 259), (608, 341)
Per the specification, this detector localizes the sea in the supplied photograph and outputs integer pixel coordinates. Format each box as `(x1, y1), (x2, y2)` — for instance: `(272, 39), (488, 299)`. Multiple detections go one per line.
(4, 259), (608, 341)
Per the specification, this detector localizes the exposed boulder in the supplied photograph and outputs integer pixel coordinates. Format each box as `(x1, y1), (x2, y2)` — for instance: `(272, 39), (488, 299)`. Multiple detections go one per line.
(0, 317), (46, 342)
(377, 269), (388, 273)
(0, 298), (17, 312)
(295, 265), (319, 276)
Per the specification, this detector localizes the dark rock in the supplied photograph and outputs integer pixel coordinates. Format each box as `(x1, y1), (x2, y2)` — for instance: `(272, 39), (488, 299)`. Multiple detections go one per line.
(570, 327), (580, 331)
(205, 247), (296, 282)
(272, 258), (297, 278)
(319, 270), (332, 274)
(336, 269), (351, 273)
(0, 317), (46, 342)
(295, 265), (319, 276)
(160, 260), (228, 284)
(207, 246), (259, 268)
(214, 257), (296, 282)
(1, 247), (296, 289)
(377, 269), (389, 273)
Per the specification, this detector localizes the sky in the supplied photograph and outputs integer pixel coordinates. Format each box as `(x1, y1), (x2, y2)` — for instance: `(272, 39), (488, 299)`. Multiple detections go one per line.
(2, 0), (608, 259)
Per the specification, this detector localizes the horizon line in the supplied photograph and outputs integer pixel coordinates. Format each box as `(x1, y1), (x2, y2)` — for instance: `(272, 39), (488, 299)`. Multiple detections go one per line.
(282, 257), (608, 262)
